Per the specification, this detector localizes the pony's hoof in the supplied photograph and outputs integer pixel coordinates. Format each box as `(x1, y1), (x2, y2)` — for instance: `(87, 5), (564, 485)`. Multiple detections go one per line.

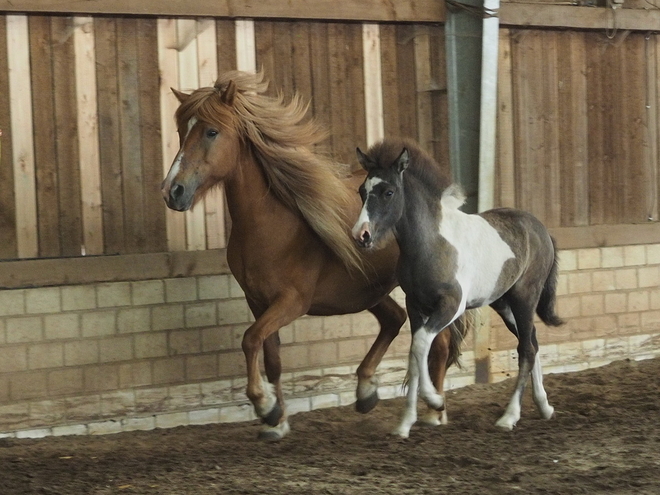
(495, 416), (516, 431)
(261, 402), (283, 427)
(419, 409), (448, 426)
(355, 392), (379, 414)
(540, 405), (555, 420)
(257, 420), (290, 442)
(390, 427), (410, 439)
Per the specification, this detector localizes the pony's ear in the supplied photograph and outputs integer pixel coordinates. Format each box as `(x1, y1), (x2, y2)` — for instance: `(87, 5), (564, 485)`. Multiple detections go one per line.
(221, 80), (237, 106)
(172, 88), (189, 104)
(356, 147), (373, 170)
(396, 148), (410, 174)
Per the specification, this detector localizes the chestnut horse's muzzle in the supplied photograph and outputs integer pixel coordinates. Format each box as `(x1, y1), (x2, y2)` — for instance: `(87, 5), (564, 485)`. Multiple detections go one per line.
(161, 180), (193, 211)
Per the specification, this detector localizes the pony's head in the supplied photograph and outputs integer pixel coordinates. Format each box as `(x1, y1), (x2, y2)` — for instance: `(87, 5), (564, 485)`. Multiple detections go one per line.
(161, 73), (258, 211)
(352, 146), (409, 249)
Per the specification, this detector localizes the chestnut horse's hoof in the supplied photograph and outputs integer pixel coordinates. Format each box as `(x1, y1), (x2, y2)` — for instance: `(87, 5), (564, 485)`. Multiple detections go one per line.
(355, 392), (379, 414)
(261, 402), (284, 427)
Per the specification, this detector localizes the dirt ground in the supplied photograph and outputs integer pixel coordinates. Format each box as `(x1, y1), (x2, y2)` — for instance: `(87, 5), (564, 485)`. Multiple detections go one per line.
(1, 357), (659, 495)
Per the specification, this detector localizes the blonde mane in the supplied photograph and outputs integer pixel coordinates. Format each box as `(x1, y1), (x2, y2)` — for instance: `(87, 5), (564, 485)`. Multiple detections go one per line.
(175, 71), (365, 275)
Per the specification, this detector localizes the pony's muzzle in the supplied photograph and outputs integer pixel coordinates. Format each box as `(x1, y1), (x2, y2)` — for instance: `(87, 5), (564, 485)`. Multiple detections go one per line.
(353, 222), (374, 249)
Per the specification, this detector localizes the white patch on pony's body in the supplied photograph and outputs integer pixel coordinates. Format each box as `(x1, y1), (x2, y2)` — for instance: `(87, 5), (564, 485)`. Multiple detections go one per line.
(438, 187), (515, 307)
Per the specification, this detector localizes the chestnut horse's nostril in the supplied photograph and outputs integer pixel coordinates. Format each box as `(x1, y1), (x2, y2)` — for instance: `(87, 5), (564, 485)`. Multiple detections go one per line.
(170, 183), (184, 201)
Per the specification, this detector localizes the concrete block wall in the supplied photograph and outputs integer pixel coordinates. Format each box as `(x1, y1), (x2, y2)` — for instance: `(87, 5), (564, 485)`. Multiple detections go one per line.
(489, 244), (660, 382)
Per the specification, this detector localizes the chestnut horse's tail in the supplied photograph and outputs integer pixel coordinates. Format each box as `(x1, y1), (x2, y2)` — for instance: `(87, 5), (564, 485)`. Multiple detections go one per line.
(536, 237), (564, 327)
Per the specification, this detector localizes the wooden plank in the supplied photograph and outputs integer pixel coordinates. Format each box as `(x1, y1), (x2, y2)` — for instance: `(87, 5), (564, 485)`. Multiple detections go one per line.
(137, 17), (167, 253)
(308, 22), (331, 136)
(413, 25), (433, 157)
(549, 223), (660, 250)
(0, 249), (230, 289)
(655, 35), (660, 222)
(235, 19), (256, 73)
(0, 15), (17, 259)
(196, 18), (225, 250)
(74, 16), (104, 255)
(362, 23), (384, 147)
(157, 18), (186, 251)
(177, 18), (207, 251)
(496, 28), (515, 209)
(395, 24), (418, 140)
(379, 24), (400, 139)
(500, 4), (660, 32)
(7, 14), (38, 258)
(0, 0), (446, 23)
(428, 24), (450, 173)
(290, 22), (313, 105)
(541, 30), (561, 228)
(255, 21), (276, 95)
(28, 15), (60, 257)
(52, 15), (83, 256)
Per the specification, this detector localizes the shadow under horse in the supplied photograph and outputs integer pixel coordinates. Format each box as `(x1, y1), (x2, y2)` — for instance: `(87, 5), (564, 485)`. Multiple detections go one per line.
(161, 71), (470, 440)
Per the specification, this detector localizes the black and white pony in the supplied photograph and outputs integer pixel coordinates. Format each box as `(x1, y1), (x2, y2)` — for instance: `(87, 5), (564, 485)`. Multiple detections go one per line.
(351, 139), (564, 438)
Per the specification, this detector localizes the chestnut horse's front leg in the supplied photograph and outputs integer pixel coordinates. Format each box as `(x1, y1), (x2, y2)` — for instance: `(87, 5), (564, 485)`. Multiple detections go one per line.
(242, 292), (307, 440)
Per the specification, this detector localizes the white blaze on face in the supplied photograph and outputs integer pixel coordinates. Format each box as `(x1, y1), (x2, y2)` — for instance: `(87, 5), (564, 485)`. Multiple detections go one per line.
(352, 177), (384, 238)
(163, 117), (198, 191)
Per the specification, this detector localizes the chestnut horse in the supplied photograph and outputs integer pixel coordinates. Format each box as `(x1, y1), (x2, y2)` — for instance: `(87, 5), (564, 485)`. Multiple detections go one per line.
(161, 71), (468, 440)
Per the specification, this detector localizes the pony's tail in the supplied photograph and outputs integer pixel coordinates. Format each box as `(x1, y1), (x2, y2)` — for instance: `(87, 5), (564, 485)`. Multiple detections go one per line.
(446, 310), (473, 369)
(536, 236), (564, 327)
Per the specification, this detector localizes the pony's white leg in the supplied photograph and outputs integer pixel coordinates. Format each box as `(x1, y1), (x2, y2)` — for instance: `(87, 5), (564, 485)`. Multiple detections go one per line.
(531, 352), (554, 419)
(495, 358), (532, 430)
(413, 328), (445, 410)
(258, 419), (291, 442)
(391, 349), (419, 438)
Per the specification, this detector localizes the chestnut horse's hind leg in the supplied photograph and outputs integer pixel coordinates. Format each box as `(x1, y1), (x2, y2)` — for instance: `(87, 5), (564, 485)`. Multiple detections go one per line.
(355, 295), (407, 414)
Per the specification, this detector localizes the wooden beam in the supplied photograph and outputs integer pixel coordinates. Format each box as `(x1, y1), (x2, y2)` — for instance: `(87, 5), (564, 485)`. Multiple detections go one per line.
(363, 24), (384, 147)
(549, 223), (660, 250)
(0, 249), (230, 289)
(500, 4), (660, 31)
(0, 0), (446, 22)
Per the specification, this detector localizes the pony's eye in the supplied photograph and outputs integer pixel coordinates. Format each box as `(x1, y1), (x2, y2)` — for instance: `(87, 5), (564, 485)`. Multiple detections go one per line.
(206, 129), (219, 139)
(384, 190), (394, 198)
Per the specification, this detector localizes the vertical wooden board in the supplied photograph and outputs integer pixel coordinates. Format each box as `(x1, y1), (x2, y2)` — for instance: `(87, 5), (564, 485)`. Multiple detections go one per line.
(308, 22), (331, 137)
(254, 21), (276, 95)
(235, 19), (256, 73)
(74, 16), (104, 255)
(290, 22), (313, 105)
(272, 21), (294, 98)
(413, 25), (433, 157)
(496, 28), (516, 209)
(585, 33), (605, 225)
(137, 17), (167, 253)
(51, 16), (83, 256)
(117, 17), (146, 253)
(379, 24), (401, 138)
(7, 15), (38, 259)
(157, 18), (186, 252)
(654, 35), (660, 222)
(395, 24), (418, 140)
(95, 17), (124, 255)
(557, 31), (588, 227)
(362, 23), (384, 147)
(428, 24), (450, 173)
(28, 16), (60, 257)
(0, 16), (17, 259)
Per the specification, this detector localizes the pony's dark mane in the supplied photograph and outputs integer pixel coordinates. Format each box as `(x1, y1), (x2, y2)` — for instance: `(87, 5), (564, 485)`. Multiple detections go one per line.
(366, 138), (452, 194)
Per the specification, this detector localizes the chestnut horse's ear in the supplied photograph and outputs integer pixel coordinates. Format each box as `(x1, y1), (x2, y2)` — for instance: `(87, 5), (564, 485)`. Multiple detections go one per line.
(396, 148), (410, 174)
(356, 147), (373, 171)
(221, 80), (237, 106)
(172, 88), (189, 104)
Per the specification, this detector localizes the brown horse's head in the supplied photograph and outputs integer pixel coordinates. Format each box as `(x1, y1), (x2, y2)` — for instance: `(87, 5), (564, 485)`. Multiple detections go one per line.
(161, 80), (240, 211)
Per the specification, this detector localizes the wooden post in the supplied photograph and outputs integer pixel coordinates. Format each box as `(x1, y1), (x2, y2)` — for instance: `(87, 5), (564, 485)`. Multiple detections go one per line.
(362, 23), (384, 147)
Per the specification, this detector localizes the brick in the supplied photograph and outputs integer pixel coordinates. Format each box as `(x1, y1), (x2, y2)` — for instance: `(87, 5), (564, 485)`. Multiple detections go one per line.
(217, 351), (247, 378)
(628, 291), (650, 312)
(16, 428), (51, 439)
(186, 354), (217, 381)
(638, 266), (660, 288)
(44, 313), (79, 340)
(201, 379), (233, 405)
(153, 357), (186, 385)
(61, 285), (96, 311)
(323, 315), (352, 339)
(592, 271), (615, 292)
(89, 420), (122, 435)
(64, 340), (99, 366)
(84, 365), (119, 392)
(117, 307), (150, 334)
(623, 245), (646, 266)
(294, 316), (324, 342)
(198, 275), (230, 300)
(134, 332), (168, 359)
(122, 416), (156, 432)
(0, 403), (30, 431)
(601, 246), (624, 268)
(0, 375), (8, 402)
(591, 315), (617, 332)
(30, 399), (67, 427)
(228, 276), (245, 298)
(97, 282), (131, 308)
(617, 313), (640, 334)
(311, 393), (339, 410)
(582, 338), (606, 358)
(28, 342), (64, 369)
(168, 383), (202, 409)
(650, 289), (660, 310)
(219, 404), (254, 423)
(351, 312), (379, 337)
(556, 295), (580, 319)
(119, 362), (153, 389)
(557, 250), (577, 271)
(604, 293), (627, 314)
(640, 311), (660, 332)
(52, 425), (88, 436)
(0, 345), (27, 372)
(81, 311), (116, 338)
(151, 305), (184, 331)
(10, 371), (48, 400)
(0, 290), (25, 316)
(185, 302), (217, 328)
(279, 343), (310, 370)
(25, 287), (61, 314)
(65, 395), (102, 422)
(217, 299), (250, 325)
(165, 278), (198, 303)
(555, 273), (569, 296)
(614, 268), (637, 290)
(646, 244), (660, 264)
(131, 280), (165, 306)
(189, 408), (220, 425)
(135, 387), (169, 414)
(338, 338), (368, 363)
(170, 328), (201, 355)
(99, 335), (133, 363)
(48, 368), (84, 396)
(580, 294), (603, 316)
(201, 325), (233, 352)
(604, 337), (629, 359)
(308, 341), (338, 367)
(279, 323), (294, 345)
(231, 325), (249, 349)
(577, 248), (600, 270)
(567, 272), (591, 294)
(156, 412), (189, 429)
(7, 316), (43, 343)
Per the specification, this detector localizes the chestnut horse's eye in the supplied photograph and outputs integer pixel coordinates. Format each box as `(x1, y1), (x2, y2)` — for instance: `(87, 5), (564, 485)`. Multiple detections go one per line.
(206, 129), (219, 139)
